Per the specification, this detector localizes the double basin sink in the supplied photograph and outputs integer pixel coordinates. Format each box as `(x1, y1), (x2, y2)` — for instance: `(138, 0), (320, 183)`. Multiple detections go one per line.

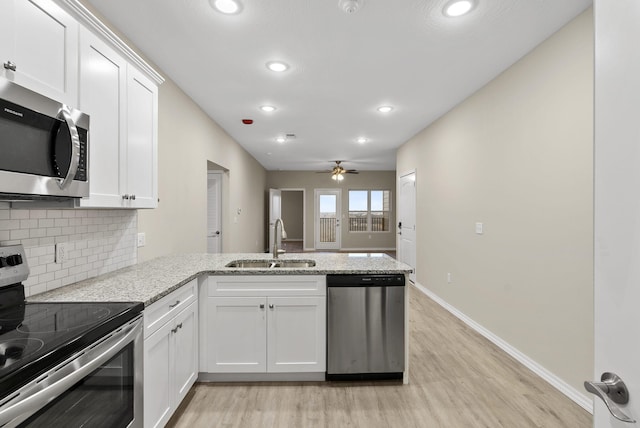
(225, 259), (316, 269)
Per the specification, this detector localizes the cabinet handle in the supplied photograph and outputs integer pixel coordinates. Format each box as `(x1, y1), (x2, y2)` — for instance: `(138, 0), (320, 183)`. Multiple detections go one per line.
(171, 326), (179, 334)
(3, 61), (16, 71)
(169, 300), (180, 308)
(259, 304), (265, 309)
(122, 194), (130, 200)
(269, 304), (274, 309)
(176, 322), (183, 330)
(131, 194), (136, 200)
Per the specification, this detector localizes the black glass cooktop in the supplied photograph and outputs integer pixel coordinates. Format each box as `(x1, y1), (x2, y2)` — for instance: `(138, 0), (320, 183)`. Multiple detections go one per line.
(0, 300), (143, 400)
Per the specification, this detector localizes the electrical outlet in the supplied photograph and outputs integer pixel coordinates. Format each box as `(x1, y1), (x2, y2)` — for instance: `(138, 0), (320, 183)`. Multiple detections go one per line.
(447, 272), (452, 284)
(475, 222), (484, 234)
(137, 233), (146, 247)
(55, 243), (68, 264)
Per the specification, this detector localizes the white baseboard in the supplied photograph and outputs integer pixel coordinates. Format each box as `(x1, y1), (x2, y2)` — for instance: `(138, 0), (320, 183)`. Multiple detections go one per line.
(412, 281), (593, 414)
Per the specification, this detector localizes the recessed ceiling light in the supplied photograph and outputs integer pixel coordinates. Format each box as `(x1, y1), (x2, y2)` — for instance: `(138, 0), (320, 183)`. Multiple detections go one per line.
(443, 0), (475, 17)
(266, 61), (289, 72)
(357, 137), (368, 144)
(210, 0), (242, 14)
(260, 105), (277, 112)
(377, 105), (393, 113)
(276, 136), (286, 143)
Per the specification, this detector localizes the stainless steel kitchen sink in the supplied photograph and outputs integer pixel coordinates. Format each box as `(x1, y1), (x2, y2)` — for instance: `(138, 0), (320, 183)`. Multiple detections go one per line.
(225, 259), (316, 268)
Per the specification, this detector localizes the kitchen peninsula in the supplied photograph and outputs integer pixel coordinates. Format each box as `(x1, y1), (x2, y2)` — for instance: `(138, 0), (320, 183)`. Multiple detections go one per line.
(29, 252), (412, 428)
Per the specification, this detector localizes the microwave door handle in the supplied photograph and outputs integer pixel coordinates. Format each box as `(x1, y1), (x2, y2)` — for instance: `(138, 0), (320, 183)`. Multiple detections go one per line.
(55, 105), (80, 190)
(0, 318), (142, 427)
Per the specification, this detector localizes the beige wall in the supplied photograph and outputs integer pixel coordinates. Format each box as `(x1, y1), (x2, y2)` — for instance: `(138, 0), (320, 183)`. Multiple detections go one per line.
(397, 9), (593, 397)
(137, 77), (266, 260)
(281, 191), (304, 240)
(79, 1), (267, 260)
(267, 171), (396, 250)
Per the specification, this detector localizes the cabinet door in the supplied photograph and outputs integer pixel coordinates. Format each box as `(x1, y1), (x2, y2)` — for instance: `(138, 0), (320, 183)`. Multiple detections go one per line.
(267, 296), (326, 373)
(206, 297), (267, 373)
(77, 28), (127, 208)
(144, 321), (173, 428)
(126, 66), (158, 208)
(0, 0), (78, 106)
(172, 301), (198, 407)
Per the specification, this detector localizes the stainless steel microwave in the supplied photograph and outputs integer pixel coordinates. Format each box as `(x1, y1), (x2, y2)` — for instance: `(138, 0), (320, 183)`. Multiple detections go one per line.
(0, 79), (89, 200)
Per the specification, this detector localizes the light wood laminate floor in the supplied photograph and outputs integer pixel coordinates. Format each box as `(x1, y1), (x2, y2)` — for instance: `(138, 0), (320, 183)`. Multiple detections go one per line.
(168, 285), (591, 428)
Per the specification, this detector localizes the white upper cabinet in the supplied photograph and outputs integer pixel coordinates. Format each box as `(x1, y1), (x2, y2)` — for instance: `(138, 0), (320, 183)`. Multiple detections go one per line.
(0, 0), (78, 106)
(77, 27), (127, 208)
(70, 6), (160, 209)
(125, 67), (158, 209)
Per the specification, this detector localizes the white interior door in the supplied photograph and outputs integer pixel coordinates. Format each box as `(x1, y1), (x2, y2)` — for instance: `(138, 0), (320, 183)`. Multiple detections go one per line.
(590, 1), (640, 426)
(315, 189), (341, 250)
(269, 189), (282, 253)
(207, 172), (222, 253)
(398, 171), (417, 282)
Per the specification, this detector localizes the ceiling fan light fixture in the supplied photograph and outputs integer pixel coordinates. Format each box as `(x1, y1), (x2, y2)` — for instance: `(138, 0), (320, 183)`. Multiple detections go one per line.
(339, 0), (361, 14)
(443, 0), (475, 17)
(266, 61), (289, 72)
(210, 0), (242, 14)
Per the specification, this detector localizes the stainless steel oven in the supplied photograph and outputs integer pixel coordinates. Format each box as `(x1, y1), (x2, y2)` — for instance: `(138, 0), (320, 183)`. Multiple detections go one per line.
(0, 79), (89, 200)
(0, 245), (143, 428)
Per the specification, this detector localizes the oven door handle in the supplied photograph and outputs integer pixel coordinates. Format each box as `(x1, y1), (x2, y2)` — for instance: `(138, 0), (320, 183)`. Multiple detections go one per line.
(0, 317), (142, 427)
(55, 105), (80, 190)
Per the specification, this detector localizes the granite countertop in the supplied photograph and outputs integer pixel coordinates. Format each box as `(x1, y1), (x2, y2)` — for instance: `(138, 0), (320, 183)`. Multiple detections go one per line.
(29, 252), (413, 307)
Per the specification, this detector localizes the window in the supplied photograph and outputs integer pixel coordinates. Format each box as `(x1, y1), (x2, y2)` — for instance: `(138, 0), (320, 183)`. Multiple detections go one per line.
(348, 190), (391, 232)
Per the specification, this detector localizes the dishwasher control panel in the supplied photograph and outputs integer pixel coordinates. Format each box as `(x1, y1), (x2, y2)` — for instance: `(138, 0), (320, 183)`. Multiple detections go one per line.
(326, 274), (405, 287)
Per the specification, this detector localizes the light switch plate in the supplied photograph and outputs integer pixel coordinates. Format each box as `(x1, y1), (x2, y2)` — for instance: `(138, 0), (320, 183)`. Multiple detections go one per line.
(475, 222), (484, 234)
(137, 233), (146, 247)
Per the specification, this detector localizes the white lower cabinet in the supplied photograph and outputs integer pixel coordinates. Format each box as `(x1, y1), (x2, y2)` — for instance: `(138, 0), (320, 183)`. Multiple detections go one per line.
(202, 276), (326, 375)
(144, 280), (198, 428)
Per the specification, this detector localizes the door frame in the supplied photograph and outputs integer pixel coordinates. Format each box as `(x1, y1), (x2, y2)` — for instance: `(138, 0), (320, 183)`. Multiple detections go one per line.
(398, 169), (417, 282)
(314, 189), (341, 250)
(207, 171), (222, 253)
(268, 189), (282, 253)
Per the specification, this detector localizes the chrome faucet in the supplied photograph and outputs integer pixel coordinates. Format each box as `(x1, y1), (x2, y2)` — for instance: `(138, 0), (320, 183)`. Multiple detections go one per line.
(273, 218), (284, 259)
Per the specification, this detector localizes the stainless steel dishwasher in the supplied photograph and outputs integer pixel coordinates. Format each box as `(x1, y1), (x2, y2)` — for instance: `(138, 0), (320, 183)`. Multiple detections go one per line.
(326, 274), (405, 380)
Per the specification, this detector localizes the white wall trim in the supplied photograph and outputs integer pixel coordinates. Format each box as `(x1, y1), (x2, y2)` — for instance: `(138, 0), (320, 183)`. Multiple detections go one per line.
(57, 0), (165, 85)
(412, 281), (593, 414)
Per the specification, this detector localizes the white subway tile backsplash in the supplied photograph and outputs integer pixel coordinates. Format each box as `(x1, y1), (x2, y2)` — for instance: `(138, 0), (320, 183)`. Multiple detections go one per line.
(0, 206), (137, 297)
(10, 210), (29, 220)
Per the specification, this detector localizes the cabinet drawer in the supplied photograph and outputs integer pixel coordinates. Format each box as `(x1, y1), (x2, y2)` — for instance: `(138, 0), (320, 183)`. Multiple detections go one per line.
(144, 279), (197, 338)
(207, 275), (326, 297)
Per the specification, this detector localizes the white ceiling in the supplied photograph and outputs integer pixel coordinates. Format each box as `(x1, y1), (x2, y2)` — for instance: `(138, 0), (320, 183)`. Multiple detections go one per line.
(85, 0), (591, 172)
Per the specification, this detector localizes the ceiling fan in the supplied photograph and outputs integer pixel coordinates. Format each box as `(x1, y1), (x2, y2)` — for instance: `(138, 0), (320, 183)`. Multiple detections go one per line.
(317, 161), (359, 181)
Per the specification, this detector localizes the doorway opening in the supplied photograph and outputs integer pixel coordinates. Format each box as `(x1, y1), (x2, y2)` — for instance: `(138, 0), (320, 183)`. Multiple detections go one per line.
(268, 188), (305, 253)
(280, 189), (305, 253)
